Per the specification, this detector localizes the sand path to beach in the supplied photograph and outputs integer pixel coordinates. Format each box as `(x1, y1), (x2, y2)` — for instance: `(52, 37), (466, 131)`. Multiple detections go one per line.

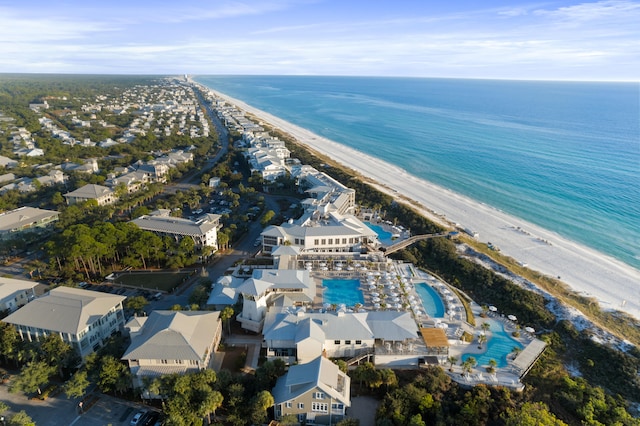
(206, 87), (640, 321)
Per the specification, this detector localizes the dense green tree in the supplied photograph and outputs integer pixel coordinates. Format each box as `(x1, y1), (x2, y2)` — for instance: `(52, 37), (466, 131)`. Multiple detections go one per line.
(249, 390), (274, 425)
(9, 361), (55, 396)
(8, 410), (35, 426)
(0, 322), (19, 364)
(125, 295), (148, 315)
(97, 355), (130, 394)
(220, 306), (234, 335)
(502, 402), (568, 426)
(63, 370), (90, 399)
(39, 334), (73, 378)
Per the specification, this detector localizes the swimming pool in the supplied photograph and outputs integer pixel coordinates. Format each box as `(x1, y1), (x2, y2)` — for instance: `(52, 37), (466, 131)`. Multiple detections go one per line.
(364, 222), (395, 246)
(322, 279), (364, 306)
(415, 283), (446, 317)
(462, 319), (524, 368)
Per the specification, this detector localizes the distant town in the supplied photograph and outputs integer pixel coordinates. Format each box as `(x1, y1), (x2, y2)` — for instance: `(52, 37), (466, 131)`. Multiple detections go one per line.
(0, 75), (637, 426)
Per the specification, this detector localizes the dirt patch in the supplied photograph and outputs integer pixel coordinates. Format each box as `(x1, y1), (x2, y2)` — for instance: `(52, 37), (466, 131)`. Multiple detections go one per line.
(219, 346), (247, 372)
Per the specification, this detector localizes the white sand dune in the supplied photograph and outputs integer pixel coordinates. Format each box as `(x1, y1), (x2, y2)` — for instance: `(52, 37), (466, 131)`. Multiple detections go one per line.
(206, 87), (640, 321)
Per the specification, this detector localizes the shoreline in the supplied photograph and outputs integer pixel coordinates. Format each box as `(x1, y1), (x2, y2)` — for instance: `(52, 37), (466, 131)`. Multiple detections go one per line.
(198, 83), (640, 321)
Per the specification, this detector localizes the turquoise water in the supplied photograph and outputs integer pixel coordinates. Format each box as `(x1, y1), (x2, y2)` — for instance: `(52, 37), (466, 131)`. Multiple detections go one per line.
(195, 76), (640, 270)
(462, 320), (524, 368)
(364, 222), (394, 246)
(322, 279), (364, 306)
(415, 283), (446, 318)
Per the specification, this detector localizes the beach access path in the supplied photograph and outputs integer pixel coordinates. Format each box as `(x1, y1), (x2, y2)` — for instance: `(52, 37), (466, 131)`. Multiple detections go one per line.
(203, 87), (640, 321)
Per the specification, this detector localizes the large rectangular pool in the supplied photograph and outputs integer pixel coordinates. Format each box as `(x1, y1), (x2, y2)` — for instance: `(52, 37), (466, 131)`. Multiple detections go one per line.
(415, 283), (446, 317)
(322, 279), (364, 306)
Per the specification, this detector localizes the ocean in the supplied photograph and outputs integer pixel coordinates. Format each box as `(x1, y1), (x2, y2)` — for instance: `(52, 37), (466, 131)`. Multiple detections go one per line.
(194, 76), (640, 270)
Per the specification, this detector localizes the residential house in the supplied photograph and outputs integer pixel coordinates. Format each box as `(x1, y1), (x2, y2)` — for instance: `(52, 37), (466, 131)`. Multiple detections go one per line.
(64, 184), (116, 206)
(2, 287), (126, 359)
(272, 356), (350, 425)
(0, 206), (59, 240)
(122, 310), (222, 397)
(0, 277), (37, 313)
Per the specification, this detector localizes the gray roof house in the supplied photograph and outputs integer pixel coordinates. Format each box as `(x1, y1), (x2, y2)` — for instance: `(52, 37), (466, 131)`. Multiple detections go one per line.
(130, 209), (221, 250)
(64, 184), (116, 206)
(273, 356), (350, 425)
(0, 206), (59, 240)
(122, 310), (222, 397)
(2, 287), (126, 358)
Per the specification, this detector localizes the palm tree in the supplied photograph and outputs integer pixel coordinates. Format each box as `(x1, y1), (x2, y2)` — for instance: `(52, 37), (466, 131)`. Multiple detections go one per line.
(354, 303), (362, 312)
(481, 322), (491, 333)
(462, 357), (476, 376)
(478, 333), (487, 350)
(447, 356), (458, 372)
(511, 346), (522, 360)
(487, 359), (497, 374)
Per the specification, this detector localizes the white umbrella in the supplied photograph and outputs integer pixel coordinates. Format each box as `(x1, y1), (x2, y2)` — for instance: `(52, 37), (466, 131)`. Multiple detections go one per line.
(507, 315), (517, 321)
(489, 306), (497, 312)
(524, 326), (535, 333)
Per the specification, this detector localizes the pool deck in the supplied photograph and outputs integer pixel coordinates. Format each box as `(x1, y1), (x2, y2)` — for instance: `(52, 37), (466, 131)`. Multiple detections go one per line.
(303, 256), (541, 390)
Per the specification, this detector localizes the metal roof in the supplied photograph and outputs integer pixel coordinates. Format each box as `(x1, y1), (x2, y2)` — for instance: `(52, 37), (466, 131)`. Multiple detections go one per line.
(131, 213), (220, 237)
(0, 207), (59, 232)
(3, 287), (125, 335)
(122, 310), (220, 361)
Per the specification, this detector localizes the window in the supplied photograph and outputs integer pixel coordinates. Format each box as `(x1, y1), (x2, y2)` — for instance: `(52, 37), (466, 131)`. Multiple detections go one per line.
(285, 402), (292, 408)
(314, 239), (319, 245)
(355, 340), (362, 345)
(328, 238), (333, 244)
(334, 340), (340, 344)
(342, 238), (347, 244)
(321, 239), (326, 245)
(298, 403), (304, 409)
(345, 340), (351, 344)
(161, 359), (168, 364)
(332, 403), (344, 410)
(314, 392), (325, 399)
(312, 402), (328, 412)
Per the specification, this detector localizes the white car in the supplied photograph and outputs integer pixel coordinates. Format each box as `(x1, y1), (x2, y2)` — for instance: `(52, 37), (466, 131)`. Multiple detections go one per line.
(130, 411), (146, 426)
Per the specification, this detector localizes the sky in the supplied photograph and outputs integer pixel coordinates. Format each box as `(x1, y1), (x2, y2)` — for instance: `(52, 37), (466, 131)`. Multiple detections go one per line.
(0, 0), (638, 81)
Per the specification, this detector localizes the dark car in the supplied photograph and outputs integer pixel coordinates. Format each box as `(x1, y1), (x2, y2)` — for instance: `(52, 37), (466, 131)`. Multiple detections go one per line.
(141, 412), (159, 426)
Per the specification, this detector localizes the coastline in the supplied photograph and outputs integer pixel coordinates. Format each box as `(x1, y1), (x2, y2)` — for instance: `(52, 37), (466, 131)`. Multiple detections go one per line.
(200, 84), (640, 321)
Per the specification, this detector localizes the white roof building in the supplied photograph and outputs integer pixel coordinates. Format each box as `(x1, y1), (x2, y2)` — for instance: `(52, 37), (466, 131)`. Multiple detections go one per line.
(122, 310), (222, 396)
(0, 277), (37, 313)
(0, 206), (59, 240)
(130, 209), (221, 250)
(262, 309), (418, 364)
(3, 287), (126, 358)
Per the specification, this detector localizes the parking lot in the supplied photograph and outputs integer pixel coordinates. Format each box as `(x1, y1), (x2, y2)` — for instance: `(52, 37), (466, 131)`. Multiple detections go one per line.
(0, 381), (156, 426)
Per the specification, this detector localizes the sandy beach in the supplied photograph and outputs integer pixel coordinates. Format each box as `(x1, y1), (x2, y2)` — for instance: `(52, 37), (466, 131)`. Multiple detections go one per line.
(204, 86), (640, 321)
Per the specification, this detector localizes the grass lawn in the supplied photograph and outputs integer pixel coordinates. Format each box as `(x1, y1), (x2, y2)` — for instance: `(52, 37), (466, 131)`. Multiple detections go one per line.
(113, 271), (191, 292)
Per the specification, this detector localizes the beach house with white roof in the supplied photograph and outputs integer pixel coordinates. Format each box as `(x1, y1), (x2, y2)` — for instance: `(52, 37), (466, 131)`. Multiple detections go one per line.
(2, 287), (126, 358)
(262, 309), (418, 364)
(122, 310), (222, 397)
(272, 355), (350, 424)
(236, 269), (315, 333)
(0, 277), (37, 313)
(130, 209), (221, 250)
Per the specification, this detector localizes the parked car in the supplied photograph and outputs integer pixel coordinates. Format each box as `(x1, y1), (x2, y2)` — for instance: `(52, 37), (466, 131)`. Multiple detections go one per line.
(130, 411), (147, 426)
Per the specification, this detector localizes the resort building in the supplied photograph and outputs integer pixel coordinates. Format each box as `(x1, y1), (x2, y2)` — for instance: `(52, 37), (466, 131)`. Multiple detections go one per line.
(236, 269), (316, 333)
(0, 206), (59, 240)
(2, 287), (126, 358)
(64, 183), (116, 206)
(262, 309), (419, 364)
(130, 209), (222, 250)
(122, 310), (222, 397)
(272, 356), (350, 425)
(0, 277), (37, 313)
(260, 211), (378, 255)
